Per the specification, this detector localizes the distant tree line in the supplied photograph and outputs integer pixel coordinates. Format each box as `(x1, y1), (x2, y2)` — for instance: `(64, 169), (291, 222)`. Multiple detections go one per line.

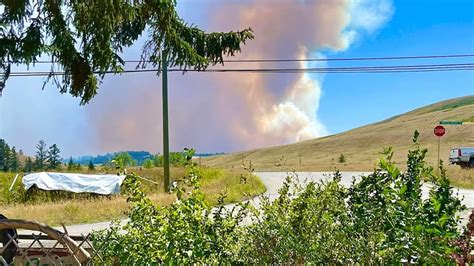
(1, 139), (225, 172)
(70, 151), (152, 166)
(108, 151), (188, 169)
(0, 139), (62, 173)
(70, 150), (220, 168)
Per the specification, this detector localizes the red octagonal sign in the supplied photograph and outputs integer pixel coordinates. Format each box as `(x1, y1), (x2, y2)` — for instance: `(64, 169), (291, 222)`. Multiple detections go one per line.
(434, 125), (446, 137)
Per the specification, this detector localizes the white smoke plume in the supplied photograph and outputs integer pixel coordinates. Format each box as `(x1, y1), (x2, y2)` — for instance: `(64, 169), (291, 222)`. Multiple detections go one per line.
(85, 0), (393, 153)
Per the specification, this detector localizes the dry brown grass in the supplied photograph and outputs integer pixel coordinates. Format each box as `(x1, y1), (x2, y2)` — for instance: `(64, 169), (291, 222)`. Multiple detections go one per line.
(0, 167), (266, 226)
(204, 96), (474, 187)
(445, 167), (474, 189)
(1, 194), (176, 226)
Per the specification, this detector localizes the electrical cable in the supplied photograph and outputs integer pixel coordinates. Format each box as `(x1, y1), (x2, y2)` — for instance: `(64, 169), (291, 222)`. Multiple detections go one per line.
(9, 53), (474, 64)
(6, 62), (474, 77)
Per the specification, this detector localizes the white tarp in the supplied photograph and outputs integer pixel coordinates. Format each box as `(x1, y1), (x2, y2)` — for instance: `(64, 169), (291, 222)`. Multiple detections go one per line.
(22, 172), (127, 195)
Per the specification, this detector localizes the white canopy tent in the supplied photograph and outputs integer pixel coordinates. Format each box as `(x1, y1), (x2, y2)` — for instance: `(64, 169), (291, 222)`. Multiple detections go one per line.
(22, 172), (127, 195)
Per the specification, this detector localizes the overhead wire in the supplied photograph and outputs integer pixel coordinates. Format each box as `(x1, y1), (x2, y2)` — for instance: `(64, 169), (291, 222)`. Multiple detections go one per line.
(222, 54), (474, 63)
(9, 53), (474, 64)
(2, 53), (474, 77)
(5, 62), (474, 77)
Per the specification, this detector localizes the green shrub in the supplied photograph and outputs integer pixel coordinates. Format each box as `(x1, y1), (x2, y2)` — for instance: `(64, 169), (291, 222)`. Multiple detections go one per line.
(93, 149), (248, 264)
(152, 152), (189, 167)
(240, 172), (353, 263)
(111, 152), (136, 168)
(142, 159), (154, 169)
(346, 131), (465, 263)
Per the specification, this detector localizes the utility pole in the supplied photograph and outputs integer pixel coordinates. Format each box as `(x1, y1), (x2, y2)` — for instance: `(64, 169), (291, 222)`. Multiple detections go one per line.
(162, 50), (170, 192)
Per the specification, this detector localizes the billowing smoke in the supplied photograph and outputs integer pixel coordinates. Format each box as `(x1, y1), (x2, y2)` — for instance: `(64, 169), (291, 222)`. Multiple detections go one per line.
(85, 0), (393, 153)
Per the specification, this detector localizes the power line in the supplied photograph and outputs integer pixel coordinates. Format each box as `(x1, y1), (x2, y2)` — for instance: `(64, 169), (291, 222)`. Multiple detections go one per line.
(5, 53), (474, 65)
(7, 67), (474, 76)
(177, 63), (474, 73)
(223, 54), (474, 63)
(6, 62), (474, 77)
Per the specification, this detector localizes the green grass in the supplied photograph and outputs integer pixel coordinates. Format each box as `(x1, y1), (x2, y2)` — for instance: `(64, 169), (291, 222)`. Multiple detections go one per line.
(430, 96), (474, 112)
(0, 167), (266, 226)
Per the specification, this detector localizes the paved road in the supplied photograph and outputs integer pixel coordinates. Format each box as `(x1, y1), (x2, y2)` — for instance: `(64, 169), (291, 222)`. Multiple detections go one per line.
(20, 172), (474, 235)
(257, 172), (474, 209)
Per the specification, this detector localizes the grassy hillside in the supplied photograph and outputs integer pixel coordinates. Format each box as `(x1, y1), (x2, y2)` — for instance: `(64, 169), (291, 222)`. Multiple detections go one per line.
(204, 96), (474, 176)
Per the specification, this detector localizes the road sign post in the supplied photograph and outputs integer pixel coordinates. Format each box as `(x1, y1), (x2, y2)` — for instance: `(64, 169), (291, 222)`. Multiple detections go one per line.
(433, 125), (446, 174)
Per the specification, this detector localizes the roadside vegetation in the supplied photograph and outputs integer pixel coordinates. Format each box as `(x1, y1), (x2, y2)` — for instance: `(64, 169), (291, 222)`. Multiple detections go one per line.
(0, 154), (265, 226)
(0, 138), (265, 225)
(93, 132), (473, 264)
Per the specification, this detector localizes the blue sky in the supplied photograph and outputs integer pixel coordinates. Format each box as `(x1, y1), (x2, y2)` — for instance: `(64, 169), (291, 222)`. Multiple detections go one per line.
(319, 0), (474, 133)
(0, 0), (473, 157)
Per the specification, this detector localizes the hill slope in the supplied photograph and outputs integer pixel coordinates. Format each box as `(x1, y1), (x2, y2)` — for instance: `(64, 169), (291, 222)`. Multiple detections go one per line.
(204, 95), (474, 171)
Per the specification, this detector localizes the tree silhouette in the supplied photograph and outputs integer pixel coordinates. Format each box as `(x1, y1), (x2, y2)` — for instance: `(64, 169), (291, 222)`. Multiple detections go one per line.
(0, 1), (253, 104)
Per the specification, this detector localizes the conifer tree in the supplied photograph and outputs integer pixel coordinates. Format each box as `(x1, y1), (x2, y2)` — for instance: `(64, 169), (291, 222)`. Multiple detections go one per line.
(88, 160), (95, 171)
(9, 146), (20, 172)
(0, 139), (8, 172)
(24, 157), (34, 173)
(47, 144), (61, 170)
(0, 1), (253, 104)
(34, 140), (47, 170)
(1, 141), (11, 172)
(67, 157), (75, 171)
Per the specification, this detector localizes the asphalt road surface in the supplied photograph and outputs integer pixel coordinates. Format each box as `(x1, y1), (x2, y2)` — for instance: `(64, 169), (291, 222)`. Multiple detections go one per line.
(20, 172), (474, 235)
(257, 172), (474, 209)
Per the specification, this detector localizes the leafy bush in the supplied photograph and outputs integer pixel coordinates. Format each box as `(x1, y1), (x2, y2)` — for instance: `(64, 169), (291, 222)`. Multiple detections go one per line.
(111, 152), (136, 168)
(93, 149), (249, 264)
(152, 152), (189, 167)
(142, 159), (154, 169)
(93, 133), (469, 264)
(346, 132), (465, 263)
(240, 173), (354, 264)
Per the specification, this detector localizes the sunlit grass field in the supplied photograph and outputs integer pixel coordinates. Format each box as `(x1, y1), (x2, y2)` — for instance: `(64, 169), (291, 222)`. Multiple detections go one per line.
(204, 96), (474, 178)
(445, 167), (474, 189)
(0, 167), (266, 226)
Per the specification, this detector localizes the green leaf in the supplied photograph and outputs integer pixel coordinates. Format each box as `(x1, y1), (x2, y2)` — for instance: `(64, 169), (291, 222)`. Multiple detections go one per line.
(399, 184), (407, 196)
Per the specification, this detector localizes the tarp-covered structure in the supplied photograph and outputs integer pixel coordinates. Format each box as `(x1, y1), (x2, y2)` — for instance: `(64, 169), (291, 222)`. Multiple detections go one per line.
(22, 172), (127, 195)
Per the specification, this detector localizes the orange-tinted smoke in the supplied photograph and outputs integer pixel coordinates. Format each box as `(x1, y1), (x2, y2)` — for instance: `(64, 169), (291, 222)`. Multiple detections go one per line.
(84, 0), (392, 153)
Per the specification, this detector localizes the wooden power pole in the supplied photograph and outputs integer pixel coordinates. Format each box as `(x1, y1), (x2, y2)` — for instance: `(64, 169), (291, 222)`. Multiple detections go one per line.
(162, 51), (170, 192)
